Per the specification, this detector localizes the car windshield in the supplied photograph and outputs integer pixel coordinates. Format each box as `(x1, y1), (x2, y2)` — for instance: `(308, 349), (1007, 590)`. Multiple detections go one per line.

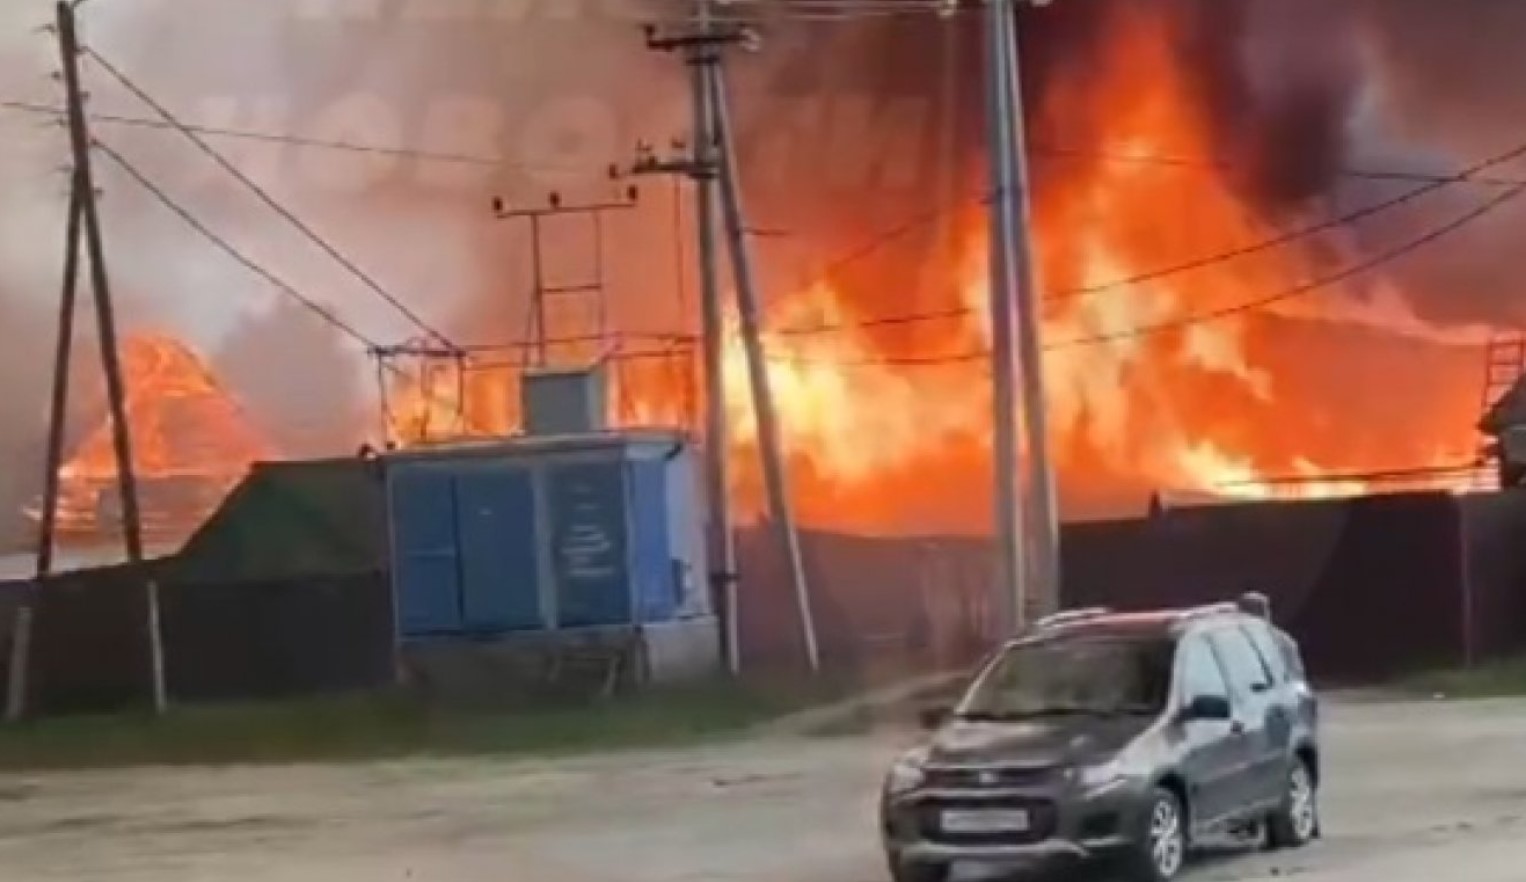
(955, 634), (1174, 720)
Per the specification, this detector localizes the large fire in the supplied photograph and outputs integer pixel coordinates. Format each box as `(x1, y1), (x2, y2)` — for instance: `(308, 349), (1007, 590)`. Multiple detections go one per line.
(386, 5), (1481, 533)
(34, 333), (275, 545)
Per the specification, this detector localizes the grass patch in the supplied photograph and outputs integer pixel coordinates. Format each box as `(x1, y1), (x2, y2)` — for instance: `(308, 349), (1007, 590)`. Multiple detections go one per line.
(0, 680), (853, 772)
(1398, 656), (1526, 699)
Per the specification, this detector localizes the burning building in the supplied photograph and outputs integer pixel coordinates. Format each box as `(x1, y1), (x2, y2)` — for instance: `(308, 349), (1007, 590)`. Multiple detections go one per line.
(375, 0), (1490, 534)
(18, 0), (1506, 539)
(28, 334), (276, 548)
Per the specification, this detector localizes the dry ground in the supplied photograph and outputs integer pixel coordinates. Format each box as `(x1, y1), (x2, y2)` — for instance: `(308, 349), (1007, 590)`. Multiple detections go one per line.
(2, 697), (1525, 881)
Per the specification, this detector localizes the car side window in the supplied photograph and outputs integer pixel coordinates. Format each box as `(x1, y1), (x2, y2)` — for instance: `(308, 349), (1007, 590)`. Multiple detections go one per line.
(1176, 635), (1230, 702)
(1275, 629), (1307, 681)
(1208, 627), (1273, 695)
(1239, 622), (1287, 685)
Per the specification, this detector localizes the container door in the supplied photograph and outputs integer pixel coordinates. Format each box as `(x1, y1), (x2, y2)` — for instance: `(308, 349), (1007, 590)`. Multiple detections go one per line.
(628, 458), (677, 622)
(389, 468), (462, 636)
(455, 468), (542, 633)
(548, 461), (630, 628)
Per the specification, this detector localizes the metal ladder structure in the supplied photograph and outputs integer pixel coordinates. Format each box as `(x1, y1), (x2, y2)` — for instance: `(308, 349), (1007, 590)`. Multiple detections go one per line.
(1475, 329), (1526, 490)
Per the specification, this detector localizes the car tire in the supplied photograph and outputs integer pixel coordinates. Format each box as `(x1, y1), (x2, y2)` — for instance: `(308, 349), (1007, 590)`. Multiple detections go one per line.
(1267, 757), (1319, 849)
(887, 855), (948, 882)
(1120, 787), (1188, 882)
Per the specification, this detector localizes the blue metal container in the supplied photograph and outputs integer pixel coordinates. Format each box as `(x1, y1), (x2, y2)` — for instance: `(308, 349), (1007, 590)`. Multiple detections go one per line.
(385, 430), (706, 641)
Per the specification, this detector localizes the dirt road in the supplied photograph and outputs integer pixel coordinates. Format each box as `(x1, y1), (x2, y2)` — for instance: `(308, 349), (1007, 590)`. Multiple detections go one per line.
(2, 697), (1525, 881)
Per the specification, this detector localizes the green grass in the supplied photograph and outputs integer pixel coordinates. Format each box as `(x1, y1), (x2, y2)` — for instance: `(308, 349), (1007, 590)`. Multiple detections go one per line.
(1398, 656), (1526, 699)
(0, 680), (853, 772)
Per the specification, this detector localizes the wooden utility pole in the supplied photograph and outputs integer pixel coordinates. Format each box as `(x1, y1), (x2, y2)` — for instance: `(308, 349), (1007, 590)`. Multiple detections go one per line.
(9, 1), (167, 717)
(5, 182), (83, 723)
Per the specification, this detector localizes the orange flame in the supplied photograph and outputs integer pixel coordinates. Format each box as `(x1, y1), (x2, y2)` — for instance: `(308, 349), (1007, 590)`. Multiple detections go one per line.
(39, 333), (275, 544)
(387, 5), (1480, 531)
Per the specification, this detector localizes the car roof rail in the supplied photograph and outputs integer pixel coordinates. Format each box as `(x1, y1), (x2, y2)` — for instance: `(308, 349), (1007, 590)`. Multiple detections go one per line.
(1177, 602), (1240, 621)
(1034, 607), (1112, 629)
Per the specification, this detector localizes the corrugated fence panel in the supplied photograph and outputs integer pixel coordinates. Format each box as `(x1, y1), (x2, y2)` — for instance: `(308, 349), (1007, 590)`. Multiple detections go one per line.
(162, 573), (395, 702)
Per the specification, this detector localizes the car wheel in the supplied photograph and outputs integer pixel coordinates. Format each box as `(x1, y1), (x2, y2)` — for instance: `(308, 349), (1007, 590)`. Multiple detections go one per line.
(887, 855), (948, 882)
(1267, 757), (1319, 849)
(1122, 788), (1187, 882)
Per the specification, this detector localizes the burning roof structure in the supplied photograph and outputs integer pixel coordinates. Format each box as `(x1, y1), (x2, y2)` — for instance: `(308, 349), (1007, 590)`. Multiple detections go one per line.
(27, 334), (276, 548)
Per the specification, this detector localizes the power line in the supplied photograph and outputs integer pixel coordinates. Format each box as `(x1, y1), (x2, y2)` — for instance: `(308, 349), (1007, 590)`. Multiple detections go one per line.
(776, 138), (1526, 338)
(768, 182), (1526, 367)
(96, 138), (507, 439)
(80, 49), (462, 351)
(8, 98), (1520, 190)
(93, 139), (381, 350)
(1053, 183), (1525, 349)
(0, 98), (587, 173)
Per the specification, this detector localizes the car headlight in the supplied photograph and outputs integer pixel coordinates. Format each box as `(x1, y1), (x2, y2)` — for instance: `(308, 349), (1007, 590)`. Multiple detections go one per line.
(885, 748), (930, 796)
(1074, 757), (1127, 791)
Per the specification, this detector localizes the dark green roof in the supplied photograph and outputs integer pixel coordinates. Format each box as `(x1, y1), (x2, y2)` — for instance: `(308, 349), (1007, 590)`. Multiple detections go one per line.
(170, 458), (387, 584)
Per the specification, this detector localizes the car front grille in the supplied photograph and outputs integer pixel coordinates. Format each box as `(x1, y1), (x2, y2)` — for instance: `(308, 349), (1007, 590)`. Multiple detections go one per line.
(923, 765), (1058, 790)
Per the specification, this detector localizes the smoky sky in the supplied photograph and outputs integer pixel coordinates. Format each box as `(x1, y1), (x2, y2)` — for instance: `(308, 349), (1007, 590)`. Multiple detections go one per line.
(5, 0), (1520, 539)
(1338, 0), (1526, 327)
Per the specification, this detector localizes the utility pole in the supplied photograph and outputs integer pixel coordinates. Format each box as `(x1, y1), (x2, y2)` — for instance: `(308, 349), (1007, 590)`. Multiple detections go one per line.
(492, 190), (639, 369)
(622, 0), (740, 675)
(55, 0), (164, 713)
(985, 0), (1026, 640)
(6, 181), (83, 723)
(997, 1), (1061, 623)
(645, 18), (821, 673)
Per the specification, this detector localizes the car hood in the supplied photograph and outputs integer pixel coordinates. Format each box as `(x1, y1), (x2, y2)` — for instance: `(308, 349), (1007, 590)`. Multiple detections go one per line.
(926, 715), (1155, 767)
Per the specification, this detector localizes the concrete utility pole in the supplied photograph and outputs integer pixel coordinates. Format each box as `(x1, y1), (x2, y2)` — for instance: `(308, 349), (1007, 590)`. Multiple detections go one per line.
(45, 1), (163, 714)
(985, 0), (1026, 640)
(999, 1), (1061, 623)
(986, 0), (1061, 634)
(492, 191), (639, 369)
(708, 48), (821, 675)
(645, 17), (821, 673)
(692, 0), (741, 679)
(624, 2), (741, 674)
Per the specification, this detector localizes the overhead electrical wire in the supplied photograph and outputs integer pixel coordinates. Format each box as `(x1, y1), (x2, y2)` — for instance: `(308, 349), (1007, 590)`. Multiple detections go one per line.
(773, 137), (1526, 338)
(29, 3), (1526, 365)
(6, 99), (1517, 191)
(93, 138), (381, 351)
(0, 98), (585, 173)
(772, 181), (1526, 368)
(80, 49), (462, 352)
(94, 140), (512, 438)
(648, 0), (971, 22)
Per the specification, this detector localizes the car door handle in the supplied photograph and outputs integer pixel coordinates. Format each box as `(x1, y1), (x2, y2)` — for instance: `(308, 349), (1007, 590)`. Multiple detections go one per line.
(1230, 720), (1245, 735)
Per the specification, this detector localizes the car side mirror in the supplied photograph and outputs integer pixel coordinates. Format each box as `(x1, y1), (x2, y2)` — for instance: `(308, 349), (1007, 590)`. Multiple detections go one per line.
(1182, 694), (1232, 722)
(918, 706), (951, 730)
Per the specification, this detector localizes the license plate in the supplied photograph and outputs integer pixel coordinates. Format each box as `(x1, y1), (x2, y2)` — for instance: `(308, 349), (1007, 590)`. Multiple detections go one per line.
(940, 809), (1030, 834)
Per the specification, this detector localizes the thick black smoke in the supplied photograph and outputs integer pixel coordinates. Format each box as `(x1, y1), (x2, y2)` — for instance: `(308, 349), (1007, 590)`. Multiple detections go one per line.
(1336, 0), (1526, 327)
(761, 0), (1368, 312)
(1168, 0), (1363, 214)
